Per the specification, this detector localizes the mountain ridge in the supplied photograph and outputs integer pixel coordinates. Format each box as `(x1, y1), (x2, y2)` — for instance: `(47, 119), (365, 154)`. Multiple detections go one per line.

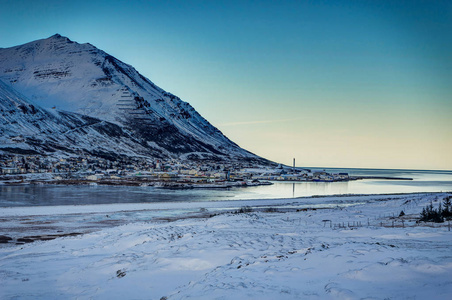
(0, 34), (268, 163)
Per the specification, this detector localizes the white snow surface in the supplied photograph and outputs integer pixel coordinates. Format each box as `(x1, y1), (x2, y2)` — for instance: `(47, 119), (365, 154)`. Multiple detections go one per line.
(1, 193), (451, 299)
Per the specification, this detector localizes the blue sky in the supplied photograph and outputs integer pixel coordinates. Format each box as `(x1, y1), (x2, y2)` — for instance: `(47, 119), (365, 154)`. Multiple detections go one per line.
(1, 0), (451, 169)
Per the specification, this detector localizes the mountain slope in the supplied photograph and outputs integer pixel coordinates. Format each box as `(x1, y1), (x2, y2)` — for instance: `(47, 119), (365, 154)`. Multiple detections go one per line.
(0, 34), (263, 162)
(0, 79), (171, 159)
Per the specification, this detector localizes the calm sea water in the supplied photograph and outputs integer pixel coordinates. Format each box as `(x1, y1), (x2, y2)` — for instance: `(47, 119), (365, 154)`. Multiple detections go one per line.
(1, 168), (451, 207)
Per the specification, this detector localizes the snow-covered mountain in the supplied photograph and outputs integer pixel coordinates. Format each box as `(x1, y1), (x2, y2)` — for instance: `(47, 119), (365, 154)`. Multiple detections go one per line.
(0, 79), (171, 159)
(0, 34), (264, 162)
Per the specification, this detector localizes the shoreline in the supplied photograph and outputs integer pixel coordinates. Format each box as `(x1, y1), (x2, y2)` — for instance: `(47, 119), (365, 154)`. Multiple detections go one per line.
(1, 192), (449, 245)
(0, 190), (446, 210)
(0, 174), (414, 188)
(351, 175), (413, 181)
(0, 177), (274, 188)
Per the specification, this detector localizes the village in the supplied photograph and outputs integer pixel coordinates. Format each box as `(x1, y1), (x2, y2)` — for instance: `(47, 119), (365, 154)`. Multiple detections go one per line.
(0, 153), (352, 188)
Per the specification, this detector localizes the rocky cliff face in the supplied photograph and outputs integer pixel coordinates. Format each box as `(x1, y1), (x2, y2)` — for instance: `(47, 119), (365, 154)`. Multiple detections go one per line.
(0, 34), (265, 162)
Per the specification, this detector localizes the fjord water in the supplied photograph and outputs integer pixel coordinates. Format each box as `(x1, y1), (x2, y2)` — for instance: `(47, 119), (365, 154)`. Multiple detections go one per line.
(1, 168), (451, 207)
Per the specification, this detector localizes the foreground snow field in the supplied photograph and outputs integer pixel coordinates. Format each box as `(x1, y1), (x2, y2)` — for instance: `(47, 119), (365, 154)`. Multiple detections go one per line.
(1, 193), (451, 299)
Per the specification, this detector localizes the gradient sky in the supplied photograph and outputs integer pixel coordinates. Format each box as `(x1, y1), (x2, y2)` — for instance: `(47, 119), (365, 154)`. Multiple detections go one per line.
(1, 0), (451, 170)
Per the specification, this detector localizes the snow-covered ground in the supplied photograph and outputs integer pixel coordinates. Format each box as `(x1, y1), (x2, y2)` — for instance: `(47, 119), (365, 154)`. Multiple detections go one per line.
(1, 193), (451, 299)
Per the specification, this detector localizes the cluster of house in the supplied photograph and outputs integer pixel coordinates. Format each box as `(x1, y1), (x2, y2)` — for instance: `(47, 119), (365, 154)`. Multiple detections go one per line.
(0, 154), (141, 175)
(0, 154), (349, 183)
(240, 167), (349, 182)
(0, 154), (53, 175)
(72, 160), (254, 183)
(0, 154), (254, 183)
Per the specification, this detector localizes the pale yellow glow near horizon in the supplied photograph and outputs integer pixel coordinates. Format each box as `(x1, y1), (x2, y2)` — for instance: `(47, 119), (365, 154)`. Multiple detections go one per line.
(219, 120), (452, 170)
(211, 98), (452, 170)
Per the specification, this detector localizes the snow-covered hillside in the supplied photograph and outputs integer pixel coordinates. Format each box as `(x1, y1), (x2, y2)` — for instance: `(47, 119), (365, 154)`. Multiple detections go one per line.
(0, 34), (263, 162)
(0, 79), (169, 158)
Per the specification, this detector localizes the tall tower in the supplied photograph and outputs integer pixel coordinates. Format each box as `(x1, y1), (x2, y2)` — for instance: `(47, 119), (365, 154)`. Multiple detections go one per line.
(293, 158), (295, 173)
